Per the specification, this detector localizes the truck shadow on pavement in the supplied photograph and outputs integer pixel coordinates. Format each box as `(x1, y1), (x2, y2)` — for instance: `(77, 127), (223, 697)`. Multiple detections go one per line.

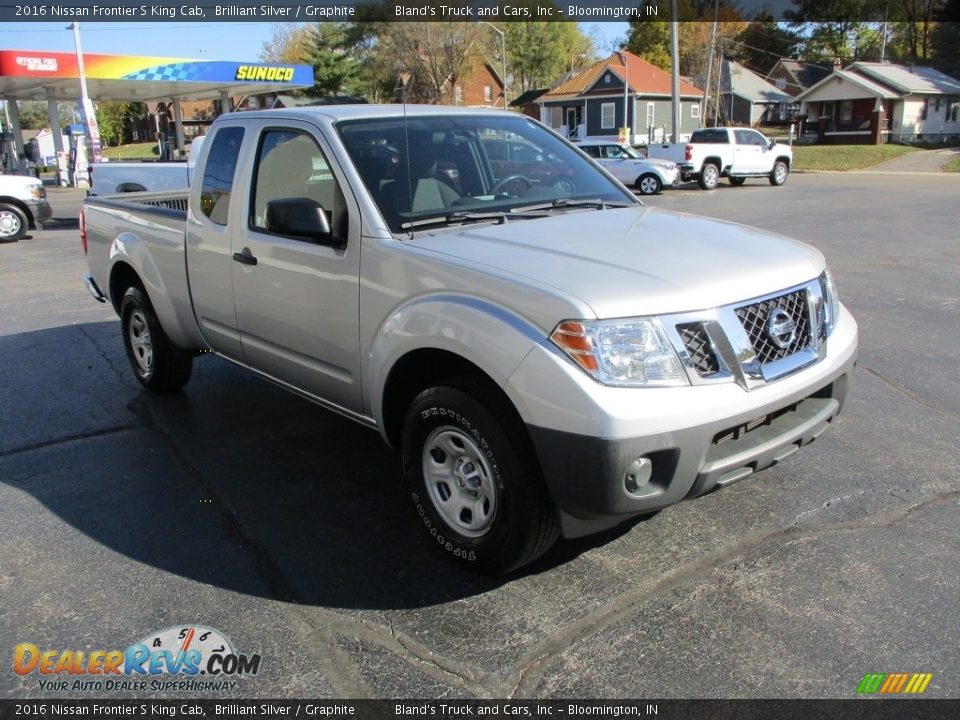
(0, 322), (638, 610)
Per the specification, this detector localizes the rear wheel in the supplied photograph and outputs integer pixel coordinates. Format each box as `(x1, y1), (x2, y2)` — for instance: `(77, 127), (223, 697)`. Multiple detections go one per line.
(769, 160), (789, 186)
(729, 176), (746, 186)
(0, 203), (28, 242)
(636, 173), (662, 195)
(698, 163), (720, 190)
(401, 380), (559, 573)
(120, 286), (193, 393)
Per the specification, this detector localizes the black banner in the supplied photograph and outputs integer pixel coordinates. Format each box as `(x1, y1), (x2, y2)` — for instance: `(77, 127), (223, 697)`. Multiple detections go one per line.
(2, 700), (960, 720)
(4, 0), (958, 23)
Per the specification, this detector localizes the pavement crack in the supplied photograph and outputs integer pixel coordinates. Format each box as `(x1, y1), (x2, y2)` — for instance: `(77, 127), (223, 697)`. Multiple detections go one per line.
(859, 364), (960, 421)
(503, 488), (960, 696)
(75, 322), (136, 391)
(0, 425), (138, 460)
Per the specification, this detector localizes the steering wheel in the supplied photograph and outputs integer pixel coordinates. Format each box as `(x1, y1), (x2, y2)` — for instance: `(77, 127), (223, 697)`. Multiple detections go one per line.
(492, 174), (534, 196)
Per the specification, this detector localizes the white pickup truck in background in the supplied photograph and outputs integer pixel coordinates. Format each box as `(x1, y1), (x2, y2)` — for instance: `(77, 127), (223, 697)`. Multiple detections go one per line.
(89, 135), (204, 196)
(647, 127), (793, 190)
(81, 106), (856, 572)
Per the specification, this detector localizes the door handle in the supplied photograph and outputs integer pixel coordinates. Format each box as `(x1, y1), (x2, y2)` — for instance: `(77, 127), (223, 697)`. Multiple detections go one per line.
(232, 248), (258, 266)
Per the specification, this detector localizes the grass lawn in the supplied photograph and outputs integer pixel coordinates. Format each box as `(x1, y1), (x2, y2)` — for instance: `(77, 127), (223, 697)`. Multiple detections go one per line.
(942, 155), (960, 172)
(100, 142), (161, 160)
(791, 144), (920, 171)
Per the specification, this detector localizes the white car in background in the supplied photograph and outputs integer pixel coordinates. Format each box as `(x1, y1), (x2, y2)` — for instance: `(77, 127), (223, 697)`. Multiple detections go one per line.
(578, 141), (680, 195)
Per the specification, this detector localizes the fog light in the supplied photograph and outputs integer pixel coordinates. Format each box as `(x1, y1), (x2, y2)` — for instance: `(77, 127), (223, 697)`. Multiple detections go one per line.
(624, 457), (653, 495)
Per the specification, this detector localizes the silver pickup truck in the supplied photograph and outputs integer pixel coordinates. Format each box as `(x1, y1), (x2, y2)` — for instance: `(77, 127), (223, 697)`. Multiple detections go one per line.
(81, 106), (858, 573)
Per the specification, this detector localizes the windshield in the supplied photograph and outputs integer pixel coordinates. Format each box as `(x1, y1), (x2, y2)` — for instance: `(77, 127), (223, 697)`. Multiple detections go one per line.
(336, 114), (637, 233)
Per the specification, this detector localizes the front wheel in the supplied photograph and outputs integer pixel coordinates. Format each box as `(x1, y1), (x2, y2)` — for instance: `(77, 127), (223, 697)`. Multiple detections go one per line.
(636, 173), (662, 195)
(698, 163), (720, 190)
(120, 286), (193, 393)
(769, 160), (789, 186)
(401, 381), (559, 573)
(0, 203), (28, 242)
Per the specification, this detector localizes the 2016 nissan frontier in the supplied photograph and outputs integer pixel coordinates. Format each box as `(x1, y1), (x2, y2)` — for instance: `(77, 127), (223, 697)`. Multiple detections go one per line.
(81, 106), (858, 572)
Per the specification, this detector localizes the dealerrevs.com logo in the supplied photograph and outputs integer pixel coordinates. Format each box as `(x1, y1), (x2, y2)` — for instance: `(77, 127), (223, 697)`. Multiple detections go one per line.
(13, 626), (261, 692)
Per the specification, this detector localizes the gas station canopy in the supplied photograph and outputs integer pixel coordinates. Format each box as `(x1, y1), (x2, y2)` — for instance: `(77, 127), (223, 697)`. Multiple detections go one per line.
(0, 49), (313, 102)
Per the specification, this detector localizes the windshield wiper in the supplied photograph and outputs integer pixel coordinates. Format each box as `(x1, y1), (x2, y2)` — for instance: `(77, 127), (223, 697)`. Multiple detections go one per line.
(512, 198), (633, 213)
(399, 208), (548, 230)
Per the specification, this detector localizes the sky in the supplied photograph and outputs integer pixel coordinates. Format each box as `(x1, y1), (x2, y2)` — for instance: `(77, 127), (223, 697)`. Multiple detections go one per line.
(0, 22), (629, 63)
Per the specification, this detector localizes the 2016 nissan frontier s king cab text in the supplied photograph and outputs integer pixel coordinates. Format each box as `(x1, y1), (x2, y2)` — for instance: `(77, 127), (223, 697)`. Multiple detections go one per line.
(81, 106), (858, 573)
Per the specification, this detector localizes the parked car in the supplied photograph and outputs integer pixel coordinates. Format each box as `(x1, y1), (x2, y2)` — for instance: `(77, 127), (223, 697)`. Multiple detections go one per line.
(647, 127), (793, 190)
(481, 135), (576, 195)
(0, 173), (52, 241)
(578, 141), (680, 195)
(81, 106), (857, 573)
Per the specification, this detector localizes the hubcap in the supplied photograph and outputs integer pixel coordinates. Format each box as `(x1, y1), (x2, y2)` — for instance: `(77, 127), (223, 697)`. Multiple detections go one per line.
(640, 177), (658, 194)
(128, 310), (153, 375)
(0, 210), (21, 238)
(776, 165), (787, 183)
(704, 167), (717, 186)
(422, 427), (497, 538)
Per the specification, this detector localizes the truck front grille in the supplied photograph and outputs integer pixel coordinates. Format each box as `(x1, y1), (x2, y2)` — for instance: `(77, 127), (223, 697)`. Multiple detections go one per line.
(735, 289), (811, 365)
(677, 323), (719, 376)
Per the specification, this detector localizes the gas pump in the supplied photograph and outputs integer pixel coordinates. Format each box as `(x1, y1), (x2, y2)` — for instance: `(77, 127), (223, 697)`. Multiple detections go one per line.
(1, 131), (19, 175)
(65, 124), (89, 187)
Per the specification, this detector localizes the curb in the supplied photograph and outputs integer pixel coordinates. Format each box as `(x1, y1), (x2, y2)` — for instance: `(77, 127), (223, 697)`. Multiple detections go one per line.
(793, 169), (956, 176)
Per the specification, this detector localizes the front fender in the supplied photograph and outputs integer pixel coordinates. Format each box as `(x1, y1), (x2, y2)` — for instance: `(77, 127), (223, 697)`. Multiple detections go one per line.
(368, 293), (548, 432)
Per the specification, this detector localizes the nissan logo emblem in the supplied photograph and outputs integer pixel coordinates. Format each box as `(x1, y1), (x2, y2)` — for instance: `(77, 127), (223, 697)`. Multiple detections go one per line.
(767, 307), (796, 349)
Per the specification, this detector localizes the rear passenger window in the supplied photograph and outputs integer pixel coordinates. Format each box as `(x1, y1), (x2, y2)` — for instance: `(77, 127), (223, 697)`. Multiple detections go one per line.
(690, 129), (729, 144)
(250, 129), (347, 241)
(199, 127), (244, 225)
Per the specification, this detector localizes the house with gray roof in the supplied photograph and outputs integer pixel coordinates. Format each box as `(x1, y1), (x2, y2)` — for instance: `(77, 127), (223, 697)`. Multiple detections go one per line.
(797, 62), (960, 144)
(765, 59), (832, 97)
(719, 59), (795, 126)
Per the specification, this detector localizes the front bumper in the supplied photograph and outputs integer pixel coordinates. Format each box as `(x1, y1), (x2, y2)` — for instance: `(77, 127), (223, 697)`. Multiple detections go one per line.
(25, 199), (52, 226)
(505, 305), (858, 536)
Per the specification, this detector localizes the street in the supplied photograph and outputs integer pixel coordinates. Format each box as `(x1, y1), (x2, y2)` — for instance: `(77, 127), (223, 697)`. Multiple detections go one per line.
(1, 172), (958, 699)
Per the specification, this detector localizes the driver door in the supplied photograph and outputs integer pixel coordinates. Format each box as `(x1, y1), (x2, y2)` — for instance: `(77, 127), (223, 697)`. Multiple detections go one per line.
(231, 121), (362, 413)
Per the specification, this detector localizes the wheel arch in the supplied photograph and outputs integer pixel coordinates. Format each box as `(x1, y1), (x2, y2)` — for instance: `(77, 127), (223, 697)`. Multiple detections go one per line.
(0, 196), (34, 226)
(108, 260), (144, 314)
(380, 348), (526, 450)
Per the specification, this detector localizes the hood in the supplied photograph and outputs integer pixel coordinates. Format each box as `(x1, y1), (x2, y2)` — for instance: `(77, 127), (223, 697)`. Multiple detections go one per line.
(0, 174), (42, 191)
(405, 206), (824, 319)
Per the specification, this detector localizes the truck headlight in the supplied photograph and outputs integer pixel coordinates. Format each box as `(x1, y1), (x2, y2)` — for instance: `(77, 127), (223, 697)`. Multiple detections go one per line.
(819, 269), (839, 336)
(30, 185), (45, 200)
(550, 318), (688, 387)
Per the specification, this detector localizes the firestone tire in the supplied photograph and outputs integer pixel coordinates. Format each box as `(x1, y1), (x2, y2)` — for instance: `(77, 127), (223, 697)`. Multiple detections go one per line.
(120, 286), (193, 393)
(698, 163), (720, 190)
(401, 380), (559, 574)
(769, 161), (789, 186)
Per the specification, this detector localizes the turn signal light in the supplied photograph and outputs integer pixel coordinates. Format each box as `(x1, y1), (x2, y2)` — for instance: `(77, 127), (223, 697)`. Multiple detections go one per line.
(550, 321), (599, 373)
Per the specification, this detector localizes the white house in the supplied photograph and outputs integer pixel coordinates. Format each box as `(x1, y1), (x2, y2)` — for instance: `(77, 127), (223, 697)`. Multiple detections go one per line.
(797, 62), (960, 144)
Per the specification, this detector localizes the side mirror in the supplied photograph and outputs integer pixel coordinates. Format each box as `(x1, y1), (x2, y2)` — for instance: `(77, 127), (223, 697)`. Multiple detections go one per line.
(265, 198), (336, 245)
(768, 139), (777, 150)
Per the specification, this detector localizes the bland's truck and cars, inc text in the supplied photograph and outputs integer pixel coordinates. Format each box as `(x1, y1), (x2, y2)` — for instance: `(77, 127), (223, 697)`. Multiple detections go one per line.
(81, 106), (857, 573)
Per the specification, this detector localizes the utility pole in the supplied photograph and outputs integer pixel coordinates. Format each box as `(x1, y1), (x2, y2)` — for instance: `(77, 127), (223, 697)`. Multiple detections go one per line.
(68, 22), (102, 163)
(701, 0), (720, 126)
(669, 1), (681, 142)
(482, 22), (507, 109)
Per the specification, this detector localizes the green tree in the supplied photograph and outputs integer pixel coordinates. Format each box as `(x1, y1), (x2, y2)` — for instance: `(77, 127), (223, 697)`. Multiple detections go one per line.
(95, 101), (142, 147)
(504, 22), (596, 95)
(733, 12), (804, 73)
(930, 0), (960, 76)
(304, 22), (364, 97)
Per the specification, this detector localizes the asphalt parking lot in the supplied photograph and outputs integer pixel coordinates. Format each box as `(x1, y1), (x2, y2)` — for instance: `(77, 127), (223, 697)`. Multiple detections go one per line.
(2, 172), (959, 700)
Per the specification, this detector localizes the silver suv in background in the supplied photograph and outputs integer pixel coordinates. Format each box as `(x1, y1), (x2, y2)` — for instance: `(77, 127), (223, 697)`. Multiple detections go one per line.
(578, 140), (680, 195)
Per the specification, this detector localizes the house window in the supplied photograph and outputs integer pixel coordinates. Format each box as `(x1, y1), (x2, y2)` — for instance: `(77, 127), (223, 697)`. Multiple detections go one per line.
(840, 100), (853, 124)
(934, 98), (941, 112)
(484, 85), (493, 103)
(921, 99), (928, 120)
(691, 104), (700, 119)
(774, 77), (787, 90)
(604, 74), (611, 84)
(601, 102), (616, 129)
(454, 85), (463, 105)
(952, 104), (959, 123)
(646, 103), (655, 129)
